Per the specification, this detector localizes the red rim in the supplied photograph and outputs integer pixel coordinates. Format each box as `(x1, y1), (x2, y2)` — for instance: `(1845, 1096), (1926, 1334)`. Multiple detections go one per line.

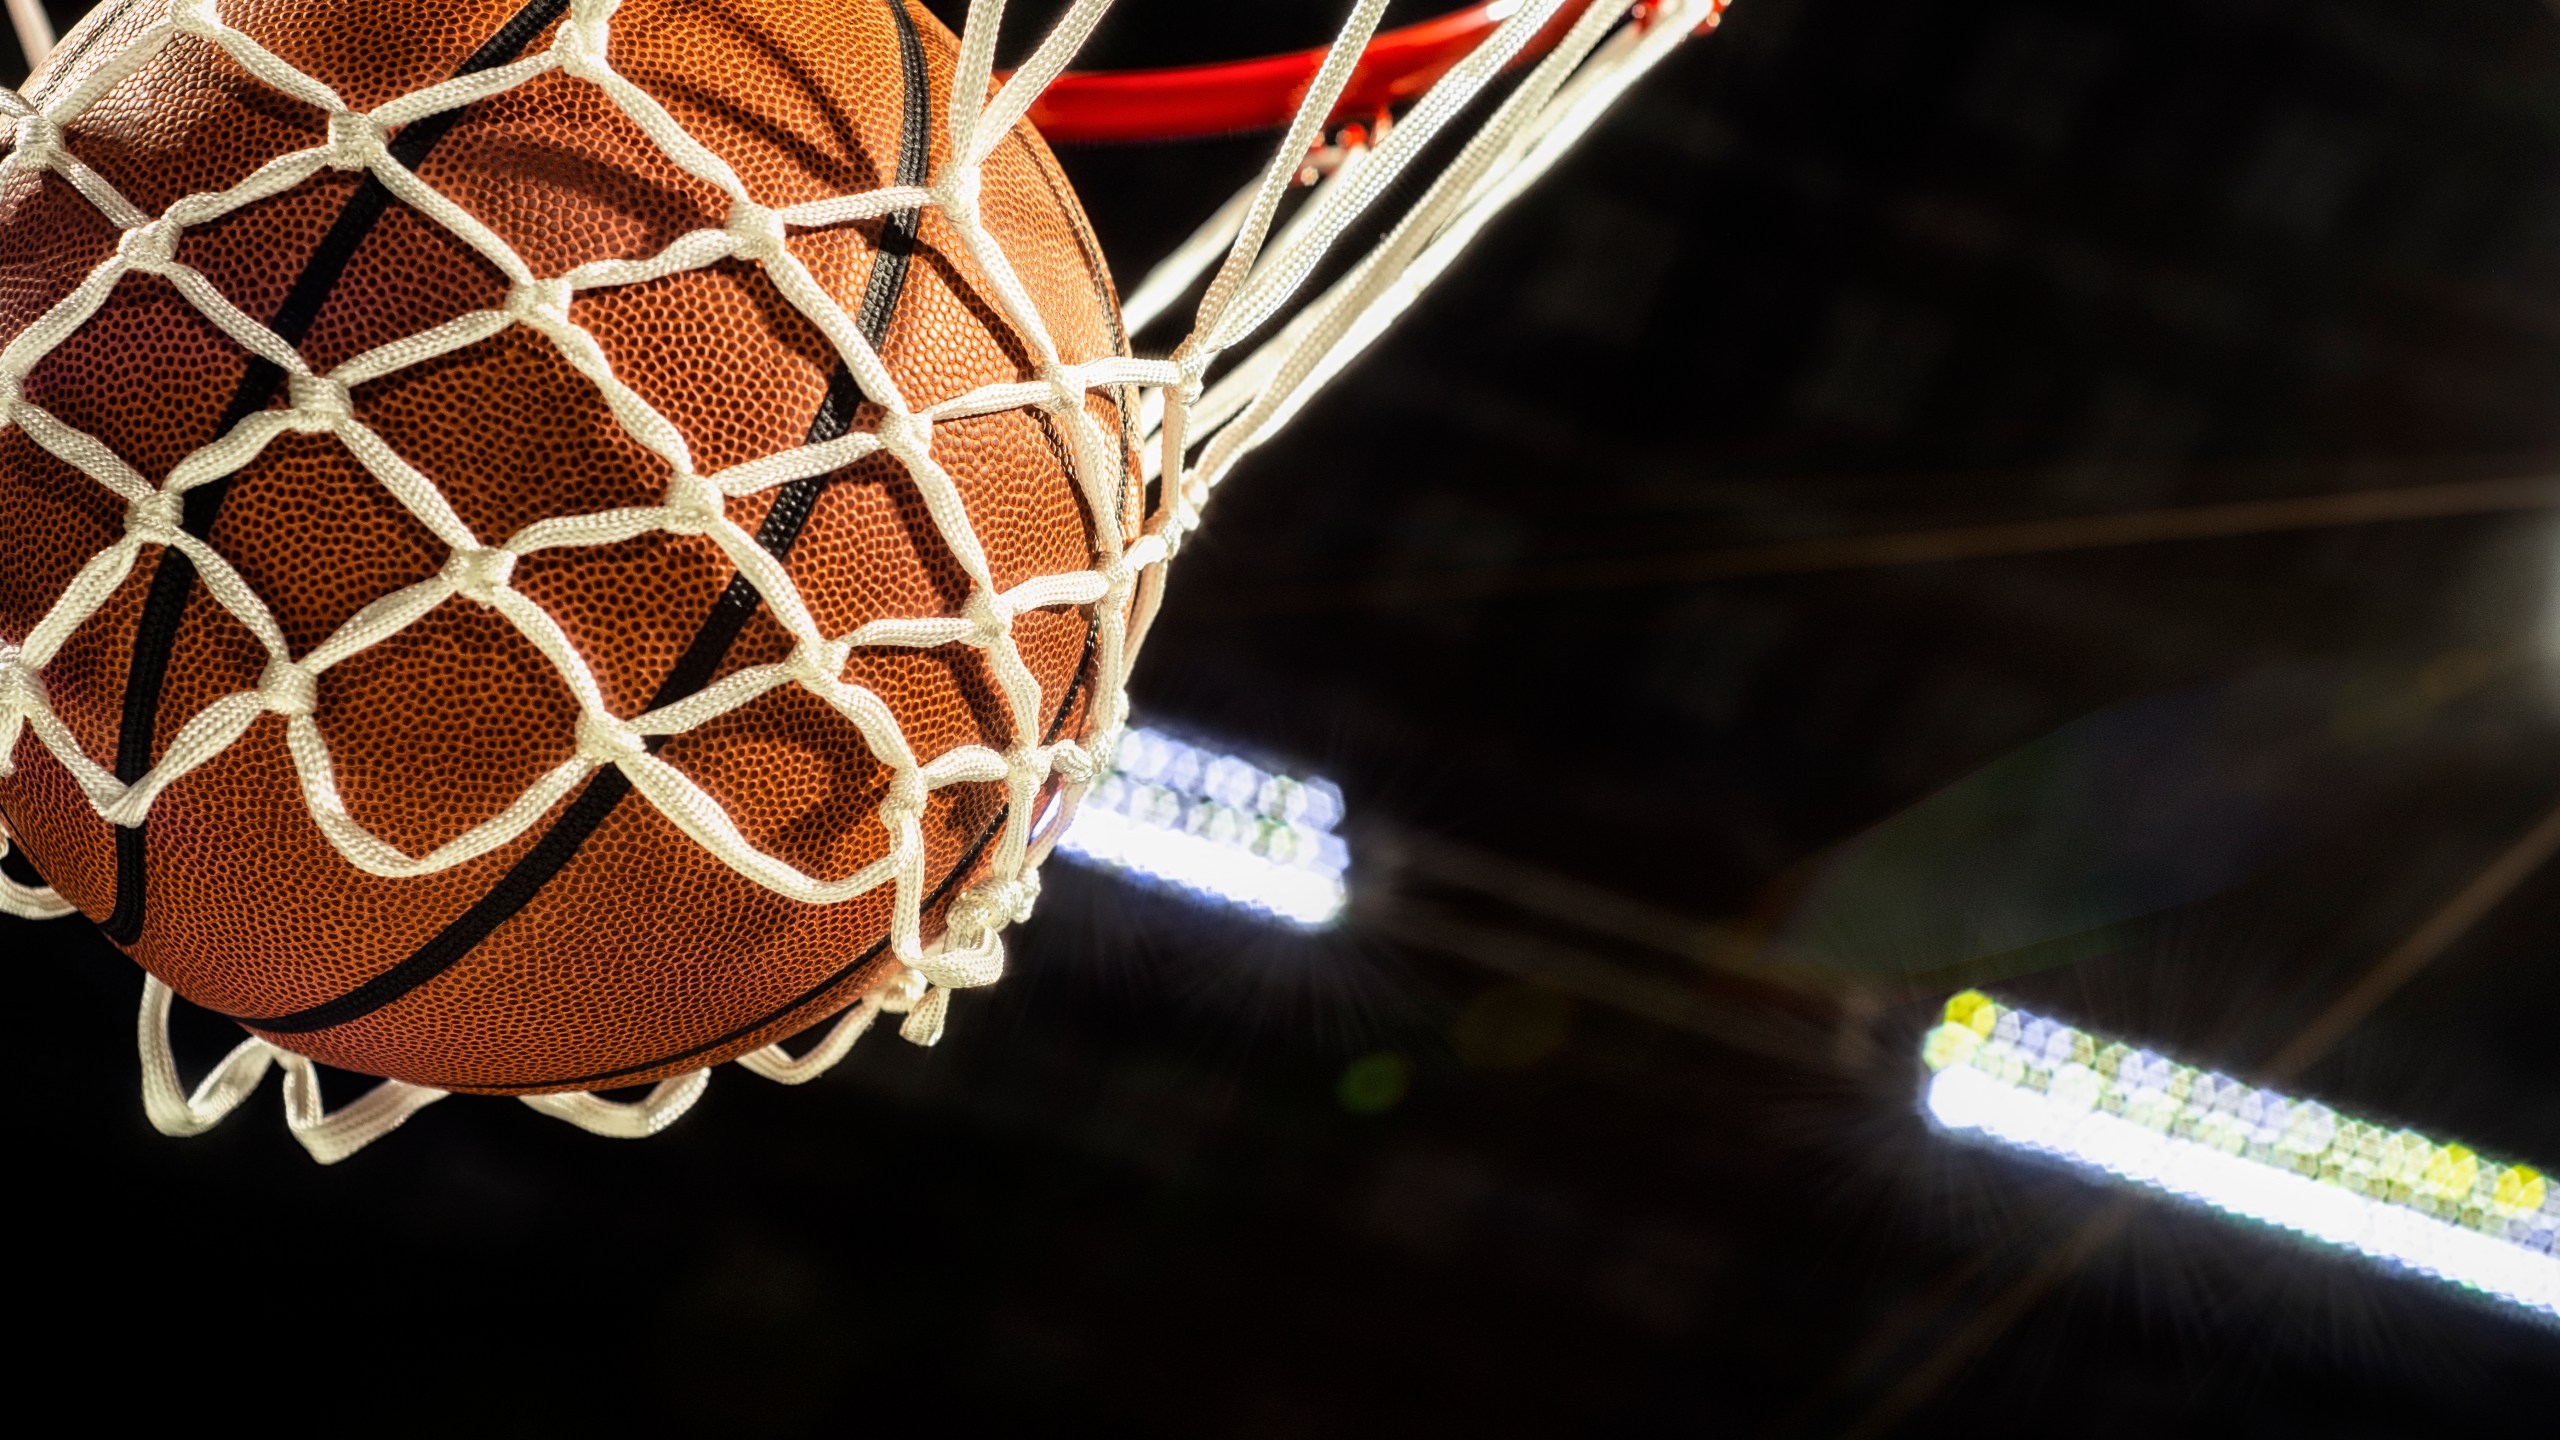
(1024, 2), (1609, 146)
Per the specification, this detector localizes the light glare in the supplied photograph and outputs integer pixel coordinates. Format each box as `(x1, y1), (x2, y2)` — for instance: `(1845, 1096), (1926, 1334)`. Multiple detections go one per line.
(1922, 991), (2560, 1320)
(1058, 727), (1349, 927)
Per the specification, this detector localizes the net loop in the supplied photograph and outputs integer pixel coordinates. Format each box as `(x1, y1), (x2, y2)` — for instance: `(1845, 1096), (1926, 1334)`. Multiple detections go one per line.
(903, 868), (1030, 1043)
(888, 964), (947, 1044)
(736, 993), (883, 1083)
(138, 977), (276, 1136)
(276, 1051), (449, 1163)
(0, 820), (76, 919)
(519, 1068), (709, 1137)
(916, 927), (1007, 992)
(898, 980), (953, 1046)
(136, 974), (448, 1163)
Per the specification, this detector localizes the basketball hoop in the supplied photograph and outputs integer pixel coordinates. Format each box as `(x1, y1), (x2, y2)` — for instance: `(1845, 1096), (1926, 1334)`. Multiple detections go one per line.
(0, 0), (1727, 1159)
(1025, 1), (1693, 145)
(1108, 0), (1728, 549)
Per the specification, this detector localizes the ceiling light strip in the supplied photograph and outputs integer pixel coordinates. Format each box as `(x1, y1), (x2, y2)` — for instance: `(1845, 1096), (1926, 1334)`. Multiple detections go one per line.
(1922, 991), (2560, 1319)
(1057, 725), (1348, 926)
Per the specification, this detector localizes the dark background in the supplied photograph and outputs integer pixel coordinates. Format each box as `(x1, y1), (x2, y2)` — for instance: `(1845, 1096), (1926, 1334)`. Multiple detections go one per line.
(6, 0), (2560, 1433)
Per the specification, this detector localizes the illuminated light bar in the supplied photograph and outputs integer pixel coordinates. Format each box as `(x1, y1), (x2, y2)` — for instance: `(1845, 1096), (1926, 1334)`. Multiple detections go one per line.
(1922, 991), (2560, 1320)
(1058, 726), (1349, 927)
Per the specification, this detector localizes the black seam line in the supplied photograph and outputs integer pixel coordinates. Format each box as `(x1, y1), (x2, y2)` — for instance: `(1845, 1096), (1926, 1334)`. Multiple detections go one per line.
(507, 614), (1103, 1093)
(237, 0), (934, 1036)
(99, 0), (573, 946)
(519, 14), (1151, 1089)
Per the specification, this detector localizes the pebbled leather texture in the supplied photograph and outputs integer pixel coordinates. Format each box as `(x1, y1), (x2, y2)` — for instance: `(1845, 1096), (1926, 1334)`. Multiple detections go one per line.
(0, 0), (1136, 1093)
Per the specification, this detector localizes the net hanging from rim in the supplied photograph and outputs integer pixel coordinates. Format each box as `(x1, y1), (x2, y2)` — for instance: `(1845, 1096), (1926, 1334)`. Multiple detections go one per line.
(0, 0), (1727, 1160)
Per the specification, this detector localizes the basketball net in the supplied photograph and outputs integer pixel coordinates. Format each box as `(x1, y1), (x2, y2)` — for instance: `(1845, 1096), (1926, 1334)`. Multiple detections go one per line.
(0, 0), (1725, 1160)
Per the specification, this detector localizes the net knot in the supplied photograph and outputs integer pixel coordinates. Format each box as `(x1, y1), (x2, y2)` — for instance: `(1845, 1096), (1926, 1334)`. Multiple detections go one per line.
(1089, 723), (1128, 775)
(115, 219), (183, 276)
(507, 278), (573, 325)
(550, 10), (613, 81)
(726, 198), (788, 264)
(961, 588), (1011, 645)
(931, 163), (981, 227)
(259, 658), (320, 718)
(1050, 740), (1097, 784)
(1039, 359), (1082, 405)
(874, 406), (932, 457)
(442, 546), (516, 604)
(661, 471), (723, 532)
(787, 637), (848, 689)
(883, 766), (928, 818)
(896, 984), (950, 1046)
(170, 0), (223, 39)
(0, 644), (38, 714)
(1003, 867), (1043, 923)
(125, 489), (184, 541)
(11, 114), (61, 173)
(872, 963), (931, 1014)
(286, 372), (351, 431)
(950, 871), (1039, 937)
(576, 711), (647, 764)
(898, 881), (1020, 1046)
(324, 110), (382, 171)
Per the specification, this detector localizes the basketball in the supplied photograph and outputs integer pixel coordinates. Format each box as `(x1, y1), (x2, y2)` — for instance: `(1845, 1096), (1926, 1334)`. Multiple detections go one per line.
(0, 0), (1141, 1094)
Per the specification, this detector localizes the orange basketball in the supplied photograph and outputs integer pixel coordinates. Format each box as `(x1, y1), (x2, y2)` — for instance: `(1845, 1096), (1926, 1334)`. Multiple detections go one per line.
(0, 0), (1139, 1093)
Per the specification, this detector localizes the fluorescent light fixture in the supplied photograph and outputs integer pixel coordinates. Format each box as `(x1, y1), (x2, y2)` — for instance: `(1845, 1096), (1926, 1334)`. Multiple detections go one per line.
(1922, 991), (2560, 1320)
(1057, 726), (1349, 927)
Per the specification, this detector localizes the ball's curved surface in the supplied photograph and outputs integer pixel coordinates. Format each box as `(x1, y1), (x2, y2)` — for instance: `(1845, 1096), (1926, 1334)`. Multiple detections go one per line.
(0, 0), (1136, 1092)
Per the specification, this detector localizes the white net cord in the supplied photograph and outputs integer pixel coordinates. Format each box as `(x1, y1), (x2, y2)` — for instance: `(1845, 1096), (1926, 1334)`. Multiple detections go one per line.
(140, 974), (451, 1162)
(0, 0), (1725, 1157)
(0, 817), (74, 918)
(519, 1069), (708, 1138)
